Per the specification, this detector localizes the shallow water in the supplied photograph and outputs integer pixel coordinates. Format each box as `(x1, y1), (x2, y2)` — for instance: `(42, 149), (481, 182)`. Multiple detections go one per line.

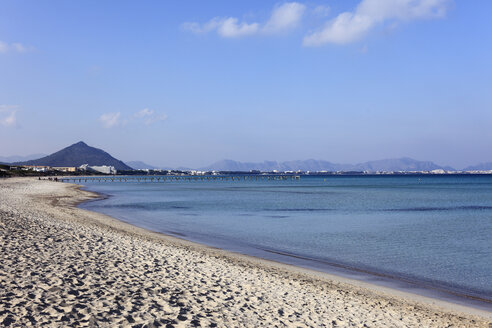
(78, 175), (492, 307)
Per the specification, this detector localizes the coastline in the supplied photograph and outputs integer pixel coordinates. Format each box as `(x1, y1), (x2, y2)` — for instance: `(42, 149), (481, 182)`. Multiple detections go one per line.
(1, 177), (491, 327)
(78, 180), (492, 311)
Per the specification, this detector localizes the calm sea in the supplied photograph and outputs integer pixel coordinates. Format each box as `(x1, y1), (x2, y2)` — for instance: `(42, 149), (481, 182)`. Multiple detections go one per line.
(78, 175), (492, 309)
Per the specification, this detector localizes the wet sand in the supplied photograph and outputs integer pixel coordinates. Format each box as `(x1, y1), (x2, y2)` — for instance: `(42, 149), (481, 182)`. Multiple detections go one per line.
(0, 177), (490, 327)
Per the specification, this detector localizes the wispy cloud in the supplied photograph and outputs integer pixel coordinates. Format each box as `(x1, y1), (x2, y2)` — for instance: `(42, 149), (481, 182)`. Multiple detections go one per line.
(100, 109), (167, 128)
(0, 105), (20, 128)
(134, 108), (154, 118)
(182, 2), (306, 38)
(144, 113), (167, 125)
(216, 18), (260, 38)
(0, 41), (33, 54)
(134, 108), (167, 125)
(99, 112), (121, 128)
(303, 0), (451, 46)
(0, 41), (8, 54)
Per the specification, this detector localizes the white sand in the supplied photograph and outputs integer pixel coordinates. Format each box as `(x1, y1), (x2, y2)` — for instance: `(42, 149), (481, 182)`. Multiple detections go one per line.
(0, 177), (490, 327)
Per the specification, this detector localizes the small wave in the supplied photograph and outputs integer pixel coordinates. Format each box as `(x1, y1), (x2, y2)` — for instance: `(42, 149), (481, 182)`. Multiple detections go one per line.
(265, 208), (334, 212)
(96, 203), (191, 210)
(164, 230), (187, 237)
(384, 205), (492, 212)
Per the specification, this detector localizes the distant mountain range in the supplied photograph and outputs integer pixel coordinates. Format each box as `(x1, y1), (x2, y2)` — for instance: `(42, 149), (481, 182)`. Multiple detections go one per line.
(14, 141), (133, 171)
(125, 161), (159, 170)
(200, 157), (455, 172)
(123, 161), (192, 171)
(0, 153), (47, 164)
(3, 141), (492, 172)
(463, 163), (492, 171)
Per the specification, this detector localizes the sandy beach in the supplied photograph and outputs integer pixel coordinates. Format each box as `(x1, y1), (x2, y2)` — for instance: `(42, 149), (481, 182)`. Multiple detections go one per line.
(0, 178), (490, 327)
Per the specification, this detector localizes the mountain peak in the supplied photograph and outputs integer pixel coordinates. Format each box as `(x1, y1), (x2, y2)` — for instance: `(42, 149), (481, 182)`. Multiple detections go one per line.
(15, 142), (132, 170)
(73, 141), (88, 147)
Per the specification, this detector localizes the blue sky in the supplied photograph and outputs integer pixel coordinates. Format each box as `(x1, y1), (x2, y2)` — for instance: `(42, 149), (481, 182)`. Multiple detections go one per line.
(1, 0), (491, 169)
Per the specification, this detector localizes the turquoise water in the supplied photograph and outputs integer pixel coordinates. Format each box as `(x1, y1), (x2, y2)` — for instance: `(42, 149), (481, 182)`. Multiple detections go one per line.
(78, 175), (492, 307)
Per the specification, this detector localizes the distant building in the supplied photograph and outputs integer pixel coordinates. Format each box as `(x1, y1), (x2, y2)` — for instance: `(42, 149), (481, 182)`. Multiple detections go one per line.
(22, 165), (51, 172)
(53, 167), (76, 172)
(79, 164), (117, 174)
(190, 170), (207, 175)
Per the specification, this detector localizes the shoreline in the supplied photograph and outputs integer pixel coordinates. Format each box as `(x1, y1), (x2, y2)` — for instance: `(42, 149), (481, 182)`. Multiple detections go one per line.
(78, 182), (492, 315)
(1, 177), (491, 327)
(78, 182), (492, 313)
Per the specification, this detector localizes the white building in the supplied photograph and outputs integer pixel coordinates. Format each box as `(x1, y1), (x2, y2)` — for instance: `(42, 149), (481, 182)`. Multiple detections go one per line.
(79, 164), (117, 174)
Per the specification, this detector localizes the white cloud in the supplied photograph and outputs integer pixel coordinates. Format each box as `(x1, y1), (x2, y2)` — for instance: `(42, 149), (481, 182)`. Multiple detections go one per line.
(181, 19), (221, 35)
(100, 109), (167, 128)
(263, 2), (306, 34)
(183, 16), (259, 38)
(11, 43), (28, 53)
(134, 108), (154, 118)
(99, 112), (121, 128)
(217, 18), (260, 38)
(134, 108), (167, 125)
(182, 2), (305, 38)
(0, 105), (19, 128)
(303, 0), (451, 46)
(0, 41), (33, 54)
